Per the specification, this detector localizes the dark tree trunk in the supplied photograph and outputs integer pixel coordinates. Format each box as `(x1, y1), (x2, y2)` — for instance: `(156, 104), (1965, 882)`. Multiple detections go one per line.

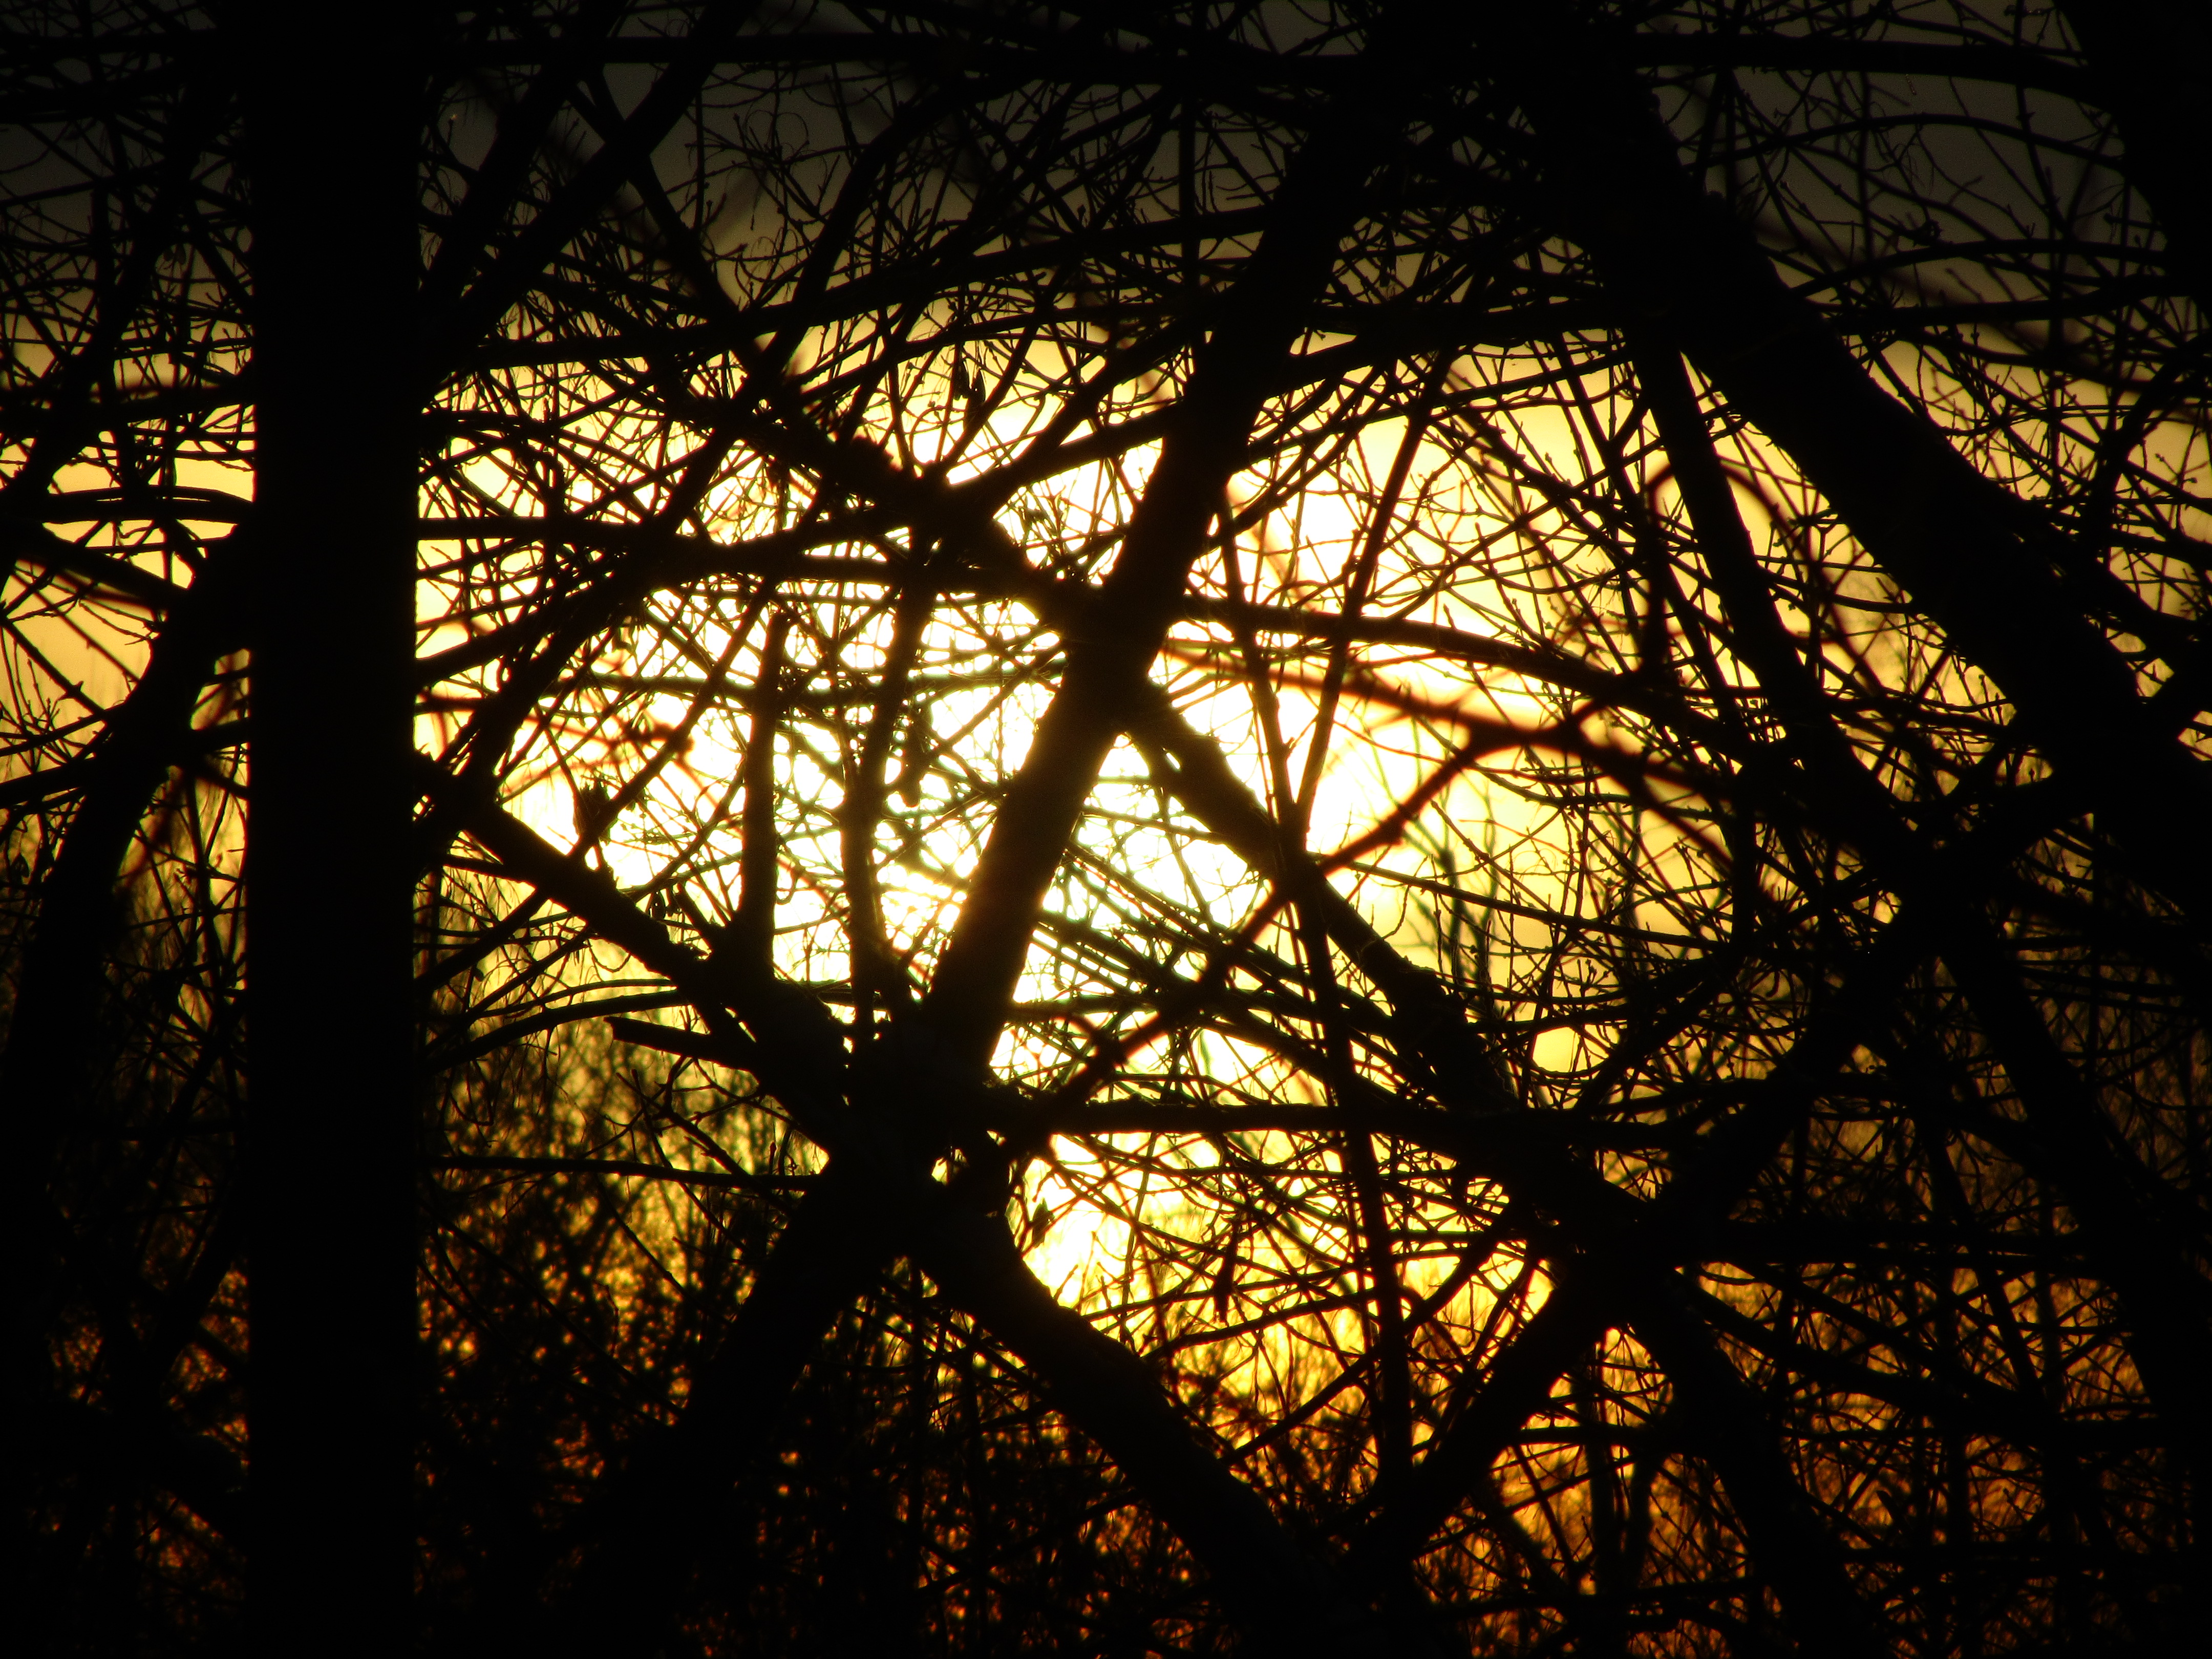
(2057, 0), (2212, 317)
(242, 9), (421, 1651)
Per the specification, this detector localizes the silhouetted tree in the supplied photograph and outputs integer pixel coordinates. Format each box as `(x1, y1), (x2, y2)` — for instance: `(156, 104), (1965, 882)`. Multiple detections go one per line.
(4, 4), (2207, 1655)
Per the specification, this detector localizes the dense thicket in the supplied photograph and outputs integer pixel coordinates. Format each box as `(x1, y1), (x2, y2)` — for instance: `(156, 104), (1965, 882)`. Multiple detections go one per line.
(4, 3), (2208, 1654)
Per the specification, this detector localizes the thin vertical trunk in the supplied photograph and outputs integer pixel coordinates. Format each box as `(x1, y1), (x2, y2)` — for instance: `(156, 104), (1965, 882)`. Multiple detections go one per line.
(242, 9), (420, 1652)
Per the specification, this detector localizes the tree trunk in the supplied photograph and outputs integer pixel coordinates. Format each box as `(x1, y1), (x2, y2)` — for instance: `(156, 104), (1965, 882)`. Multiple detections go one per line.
(242, 8), (421, 1651)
